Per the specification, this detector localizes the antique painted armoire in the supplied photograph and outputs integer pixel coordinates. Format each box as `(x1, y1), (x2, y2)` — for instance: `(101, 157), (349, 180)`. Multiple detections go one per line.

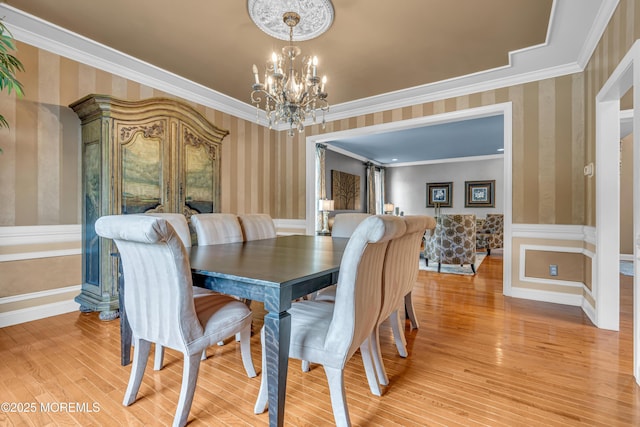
(70, 95), (228, 320)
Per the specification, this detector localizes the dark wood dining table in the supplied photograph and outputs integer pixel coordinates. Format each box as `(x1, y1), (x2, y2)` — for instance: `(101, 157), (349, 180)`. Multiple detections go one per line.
(189, 234), (347, 427)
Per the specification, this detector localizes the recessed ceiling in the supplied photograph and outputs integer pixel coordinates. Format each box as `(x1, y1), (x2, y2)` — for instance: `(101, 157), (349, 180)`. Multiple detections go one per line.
(7, 0), (552, 106)
(2, 0), (617, 163)
(329, 115), (504, 165)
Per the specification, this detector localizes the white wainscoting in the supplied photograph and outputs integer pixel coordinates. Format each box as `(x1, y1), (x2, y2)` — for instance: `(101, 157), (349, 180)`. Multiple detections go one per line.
(0, 224), (83, 327)
(273, 219), (307, 235)
(1, 219), (307, 326)
(0, 285), (81, 328)
(511, 224), (596, 325)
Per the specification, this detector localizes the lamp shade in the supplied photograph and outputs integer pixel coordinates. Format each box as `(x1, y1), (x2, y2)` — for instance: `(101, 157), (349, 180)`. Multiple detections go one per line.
(384, 203), (394, 213)
(318, 199), (334, 211)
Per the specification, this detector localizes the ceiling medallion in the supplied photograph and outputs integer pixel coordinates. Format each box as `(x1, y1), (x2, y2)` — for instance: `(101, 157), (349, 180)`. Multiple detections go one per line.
(247, 0), (334, 41)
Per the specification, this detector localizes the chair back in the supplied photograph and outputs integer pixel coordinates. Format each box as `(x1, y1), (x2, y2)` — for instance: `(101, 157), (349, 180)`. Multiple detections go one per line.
(331, 213), (372, 238)
(324, 215), (406, 364)
(238, 213), (277, 241)
(191, 213), (244, 245)
(425, 213), (476, 265)
(378, 216), (434, 322)
(486, 213), (504, 248)
(145, 212), (192, 247)
(95, 215), (202, 352)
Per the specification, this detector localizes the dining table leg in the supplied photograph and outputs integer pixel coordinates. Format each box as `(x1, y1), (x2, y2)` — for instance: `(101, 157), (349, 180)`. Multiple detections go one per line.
(263, 295), (292, 427)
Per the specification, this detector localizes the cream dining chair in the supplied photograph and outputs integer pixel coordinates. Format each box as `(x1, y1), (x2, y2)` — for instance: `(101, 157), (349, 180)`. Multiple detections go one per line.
(190, 213), (244, 245)
(145, 212), (210, 370)
(95, 214), (256, 427)
(191, 213), (251, 344)
(237, 213), (277, 240)
(368, 215), (433, 392)
(254, 215), (406, 426)
(330, 212), (371, 237)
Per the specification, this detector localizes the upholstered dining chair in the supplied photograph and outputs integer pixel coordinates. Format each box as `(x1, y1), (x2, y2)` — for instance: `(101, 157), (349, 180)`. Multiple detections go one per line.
(404, 216), (436, 330)
(424, 213), (477, 274)
(237, 213), (277, 240)
(191, 213), (251, 342)
(190, 213), (244, 246)
(145, 212), (208, 369)
(367, 215), (433, 393)
(315, 214), (434, 331)
(313, 213), (372, 304)
(95, 215), (256, 427)
(254, 215), (406, 426)
(330, 213), (372, 237)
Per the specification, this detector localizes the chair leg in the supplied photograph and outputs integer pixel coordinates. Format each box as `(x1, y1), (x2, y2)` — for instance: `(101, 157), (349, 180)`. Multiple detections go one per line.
(123, 338), (152, 406)
(173, 352), (202, 427)
(389, 310), (408, 358)
(239, 322), (257, 378)
(487, 248), (491, 256)
(153, 344), (165, 371)
(438, 263), (442, 273)
(367, 327), (388, 388)
(324, 366), (352, 427)
(360, 335), (383, 395)
(254, 328), (268, 414)
(404, 292), (419, 330)
(471, 263), (476, 274)
(301, 360), (311, 372)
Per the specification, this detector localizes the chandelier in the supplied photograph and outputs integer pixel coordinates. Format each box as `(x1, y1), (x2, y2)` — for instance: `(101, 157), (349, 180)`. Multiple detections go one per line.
(250, 11), (329, 136)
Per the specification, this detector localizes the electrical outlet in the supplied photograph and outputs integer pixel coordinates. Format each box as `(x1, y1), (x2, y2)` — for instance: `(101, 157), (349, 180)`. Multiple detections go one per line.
(549, 264), (558, 276)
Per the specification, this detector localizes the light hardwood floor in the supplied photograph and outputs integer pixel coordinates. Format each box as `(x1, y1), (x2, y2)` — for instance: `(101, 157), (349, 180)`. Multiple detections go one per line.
(1, 253), (639, 426)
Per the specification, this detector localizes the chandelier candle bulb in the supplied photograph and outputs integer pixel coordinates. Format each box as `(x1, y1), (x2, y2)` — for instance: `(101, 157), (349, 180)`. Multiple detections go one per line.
(253, 64), (260, 84)
(321, 76), (326, 93)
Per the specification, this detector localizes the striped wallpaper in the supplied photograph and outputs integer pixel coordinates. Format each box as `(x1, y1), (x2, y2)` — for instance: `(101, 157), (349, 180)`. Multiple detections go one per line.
(0, 0), (638, 307)
(0, 0), (637, 228)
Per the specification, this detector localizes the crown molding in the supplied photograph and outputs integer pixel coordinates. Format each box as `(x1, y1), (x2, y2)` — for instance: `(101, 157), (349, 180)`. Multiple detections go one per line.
(387, 153), (504, 168)
(0, 0), (619, 127)
(576, 0), (620, 67)
(0, 4), (258, 123)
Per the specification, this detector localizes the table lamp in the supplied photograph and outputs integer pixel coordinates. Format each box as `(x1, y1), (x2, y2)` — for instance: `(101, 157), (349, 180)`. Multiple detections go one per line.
(318, 199), (334, 233)
(384, 203), (394, 214)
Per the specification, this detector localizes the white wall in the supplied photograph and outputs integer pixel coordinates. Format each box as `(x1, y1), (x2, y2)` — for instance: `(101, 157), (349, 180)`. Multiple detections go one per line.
(386, 157), (504, 219)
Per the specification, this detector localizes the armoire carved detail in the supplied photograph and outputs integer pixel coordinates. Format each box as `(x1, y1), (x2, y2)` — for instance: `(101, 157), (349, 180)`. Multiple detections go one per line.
(70, 94), (228, 320)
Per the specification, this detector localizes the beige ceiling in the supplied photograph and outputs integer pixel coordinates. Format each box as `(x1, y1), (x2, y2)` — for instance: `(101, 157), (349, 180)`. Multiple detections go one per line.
(7, 0), (553, 107)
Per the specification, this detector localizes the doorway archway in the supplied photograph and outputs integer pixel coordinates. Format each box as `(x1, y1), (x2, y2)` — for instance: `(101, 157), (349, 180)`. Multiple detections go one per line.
(305, 102), (513, 294)
(595, 40), (640, 383)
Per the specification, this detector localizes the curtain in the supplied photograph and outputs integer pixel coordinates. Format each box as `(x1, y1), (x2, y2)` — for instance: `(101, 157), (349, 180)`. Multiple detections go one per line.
(365, 162), (375, 214)
(315, 144), (327, 231)
(380, 167), (386, 214)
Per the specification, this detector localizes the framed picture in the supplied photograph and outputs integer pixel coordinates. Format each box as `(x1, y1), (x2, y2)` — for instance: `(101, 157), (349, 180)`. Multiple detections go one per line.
(465, 180), (495, 207)
(426, 182), (453, 207)
(331, 170), (361, 210)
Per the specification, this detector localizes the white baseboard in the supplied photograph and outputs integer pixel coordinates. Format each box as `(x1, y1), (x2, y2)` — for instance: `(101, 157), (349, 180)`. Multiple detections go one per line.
(582, 297), (597, 326)
(509, 286), (584, 307)
(0, 299), (80, 328)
